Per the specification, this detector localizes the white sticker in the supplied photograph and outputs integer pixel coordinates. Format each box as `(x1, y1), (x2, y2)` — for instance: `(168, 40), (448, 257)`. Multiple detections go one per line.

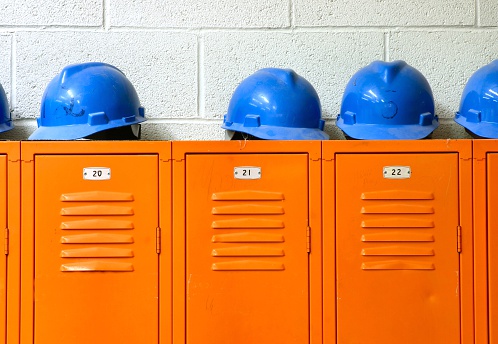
(383, 166), (411, 179)
(234, 167), (261, 180)
(83, 167), (111, 180)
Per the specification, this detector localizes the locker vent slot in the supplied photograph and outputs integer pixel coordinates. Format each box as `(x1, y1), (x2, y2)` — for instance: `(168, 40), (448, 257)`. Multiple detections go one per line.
(59, 192), (135, 273)
(212, 246), (285, 257)
(212, 261), (285, 271)
(61, 247), (134, 258)
(61, 191), (134, 202)
(61, 233), (134, 244)
(360, 189), (435, 270)
(362, 261), (435, 270)
(362, 218), (434, 228)
(210, 191), (285, 271)
(361, 246), (434, 256)
(362, 232), (434, 242)
(361, 190), (434, 200)
(212, 190), (284, 201)
(361, 204), (434, 214)
(60, 219), (134, 230)
(61, 261), (134, 272)
(60, 205), (134, 216)
(212, 233), (284, 243)
(212, 218), (284, 229)
(212, 204), (284, 215)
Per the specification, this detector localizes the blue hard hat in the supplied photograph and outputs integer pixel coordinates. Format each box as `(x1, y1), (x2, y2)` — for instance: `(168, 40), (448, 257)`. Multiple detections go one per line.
(29, 62), (145, 140)
(455, 60), (498, 138)
(0, 82), (13, 133)
(337, 60), (438, 140)
(222, 68), (329, 140)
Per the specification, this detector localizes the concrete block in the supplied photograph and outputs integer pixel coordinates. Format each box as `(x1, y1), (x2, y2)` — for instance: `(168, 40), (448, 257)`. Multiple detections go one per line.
(390, 31), (498, 119)
(431, 118), (473, 139)
(141, 121), (225, 140)
(15, 31), (197, 120)
(480, 0), (498, 26)
(110, 0), (289, 28)
(203, 31), (384, 120)
(0, 35), (11, 111)
(0, 0), (101, 26)
(295, 0), (473, 26)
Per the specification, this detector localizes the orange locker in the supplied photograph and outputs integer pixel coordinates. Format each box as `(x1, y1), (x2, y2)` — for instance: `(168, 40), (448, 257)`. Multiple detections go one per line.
(0, 142), (20, 344)
(323, 140), (473, 344)
(172, 141), (322, 344)
(19, 141), (171, 344)
(474, 140), (498, 344)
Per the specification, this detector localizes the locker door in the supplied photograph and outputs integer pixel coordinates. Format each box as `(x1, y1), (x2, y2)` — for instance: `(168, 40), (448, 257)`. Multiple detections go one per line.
(34, 155), (159, 343)
(0, 156), (6, 342)
(336, 153), (460, 344)
(488, 153), (498, 342)
(186, 154), (309, 344)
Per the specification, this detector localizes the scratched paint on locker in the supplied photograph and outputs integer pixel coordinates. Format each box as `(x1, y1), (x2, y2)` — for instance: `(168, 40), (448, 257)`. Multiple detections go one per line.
(34, 154), (159, 344)
(186, 153), (309, 344)
(335, 153), (460, 344)
(0, 156), (7, 342)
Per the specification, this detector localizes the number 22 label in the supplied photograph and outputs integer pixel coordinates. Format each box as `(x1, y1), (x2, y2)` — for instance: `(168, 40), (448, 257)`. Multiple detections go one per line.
(383, 166), (411, 179)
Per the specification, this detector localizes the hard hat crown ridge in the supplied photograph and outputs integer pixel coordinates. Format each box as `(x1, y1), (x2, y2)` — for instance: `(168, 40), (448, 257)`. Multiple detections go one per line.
(29, 61), (145, 140)
(374, 60), (406, 84)
(455, 59), (498, 138)
(222, 67), (329, 140)
(337, 60), (438, 140)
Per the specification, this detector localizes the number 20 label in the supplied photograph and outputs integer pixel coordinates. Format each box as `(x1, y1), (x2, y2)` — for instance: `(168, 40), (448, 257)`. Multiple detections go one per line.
(383, 166), (411, 179)
(83, 167), (111, 180)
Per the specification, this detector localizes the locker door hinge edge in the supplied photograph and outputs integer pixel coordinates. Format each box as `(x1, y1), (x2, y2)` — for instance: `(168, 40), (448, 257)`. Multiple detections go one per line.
(156, 227), (161, 254)
(457, 225), (462, 254)
(306, 226), (311, 253)
(4, 228), (8, 255)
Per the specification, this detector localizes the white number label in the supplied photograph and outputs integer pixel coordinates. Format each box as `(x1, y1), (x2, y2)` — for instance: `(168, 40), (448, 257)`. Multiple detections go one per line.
(234, 167), (261, 180)
(83, 167), (111, 180)
(383, 166), (411, 179)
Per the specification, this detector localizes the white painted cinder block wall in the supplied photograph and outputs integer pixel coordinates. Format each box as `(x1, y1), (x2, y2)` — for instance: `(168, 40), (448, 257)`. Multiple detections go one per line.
(1, 0), (497, 140)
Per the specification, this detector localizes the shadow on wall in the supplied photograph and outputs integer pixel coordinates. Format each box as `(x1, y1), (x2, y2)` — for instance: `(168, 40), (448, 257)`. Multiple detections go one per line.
(0, 118), (472, 141)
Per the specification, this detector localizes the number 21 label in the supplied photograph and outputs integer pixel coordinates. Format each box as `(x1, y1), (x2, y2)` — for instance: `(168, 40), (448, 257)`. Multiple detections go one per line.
(383, 166), (411, 179)
(234, 167), (261, 180)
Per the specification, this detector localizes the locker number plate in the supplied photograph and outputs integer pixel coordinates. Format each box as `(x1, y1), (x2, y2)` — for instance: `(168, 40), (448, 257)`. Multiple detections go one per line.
(83, 167), (111, 180)
(383, 166), (411, 179)
(234, 166), (261, 180)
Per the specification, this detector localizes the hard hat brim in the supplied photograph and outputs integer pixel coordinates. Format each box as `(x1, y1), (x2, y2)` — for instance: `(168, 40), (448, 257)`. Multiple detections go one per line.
(336, 118), (439, 140)
(454, 113), (498, 138)
(28, 116), (145, 140)
(0, 121), (13, 134)
(221, 122), (329, 140)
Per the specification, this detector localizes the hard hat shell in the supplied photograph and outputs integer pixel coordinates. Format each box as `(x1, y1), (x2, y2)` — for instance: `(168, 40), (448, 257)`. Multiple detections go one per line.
(29, 62), (145, 140)
(454, 60), (498, 138)
(337, 60), (438, 140)
(221, 68), (329, 140)
(0, 82), (13, 133)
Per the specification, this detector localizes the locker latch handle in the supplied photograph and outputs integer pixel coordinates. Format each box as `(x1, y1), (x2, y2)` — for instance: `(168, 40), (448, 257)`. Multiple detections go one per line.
(156, 227), (161, 254)
(306, 226), (311, 253)
(4, 228), (8, 255)
(457, 225), (462, 254)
